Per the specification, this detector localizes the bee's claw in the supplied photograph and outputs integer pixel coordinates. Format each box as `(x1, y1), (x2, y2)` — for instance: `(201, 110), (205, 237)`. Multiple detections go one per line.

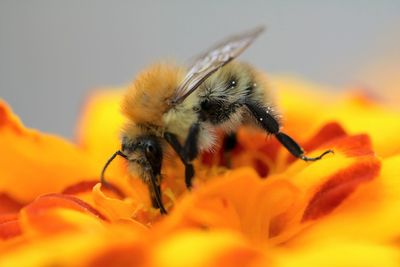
(300, 149), (334, 162)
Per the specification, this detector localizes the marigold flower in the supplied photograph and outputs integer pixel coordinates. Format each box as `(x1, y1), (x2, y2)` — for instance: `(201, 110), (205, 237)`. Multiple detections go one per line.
(1, 77), (400, 267)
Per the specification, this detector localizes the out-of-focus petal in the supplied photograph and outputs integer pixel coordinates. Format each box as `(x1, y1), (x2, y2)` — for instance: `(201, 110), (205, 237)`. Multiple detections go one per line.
(86, 234), (150, 267)
(273, 76), (400, 158)
(0, 100), (100, 203)
(0, 224), (149, 267)
(0, 193), (23, 215)
(273, 239), (400, 267)
(152, 230), (267, 267)
(76, 90), (127, 180)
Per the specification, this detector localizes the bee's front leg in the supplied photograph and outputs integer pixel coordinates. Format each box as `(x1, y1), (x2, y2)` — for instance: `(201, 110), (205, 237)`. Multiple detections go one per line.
(147, 172), (167, 214)
(164, 123), (200, 189)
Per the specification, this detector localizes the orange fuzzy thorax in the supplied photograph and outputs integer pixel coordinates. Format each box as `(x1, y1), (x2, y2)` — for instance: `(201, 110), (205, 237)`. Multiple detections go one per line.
(121, 63), (185, 126)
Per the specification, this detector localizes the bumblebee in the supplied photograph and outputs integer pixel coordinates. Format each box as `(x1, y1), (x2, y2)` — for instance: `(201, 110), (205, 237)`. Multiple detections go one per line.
(101, 26), (333, 214)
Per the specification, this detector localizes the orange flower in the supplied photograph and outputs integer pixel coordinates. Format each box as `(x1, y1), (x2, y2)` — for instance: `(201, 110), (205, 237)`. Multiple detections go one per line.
(1, 76), (400, 267)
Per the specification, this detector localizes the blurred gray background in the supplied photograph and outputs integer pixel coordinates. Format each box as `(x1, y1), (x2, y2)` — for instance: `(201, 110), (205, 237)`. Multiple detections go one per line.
(1, 1), (399, 139)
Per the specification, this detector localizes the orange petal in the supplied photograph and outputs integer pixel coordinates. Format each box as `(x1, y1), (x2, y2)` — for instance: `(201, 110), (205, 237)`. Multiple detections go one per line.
(0, 100), (100, 203)
(157, 168), (299, 243)
(91, 183), (148, 223)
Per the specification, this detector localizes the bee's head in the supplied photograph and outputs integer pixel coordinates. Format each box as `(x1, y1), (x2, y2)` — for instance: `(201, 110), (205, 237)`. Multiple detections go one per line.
(100, 131), (163, 185)
(121, 134), (163, 178)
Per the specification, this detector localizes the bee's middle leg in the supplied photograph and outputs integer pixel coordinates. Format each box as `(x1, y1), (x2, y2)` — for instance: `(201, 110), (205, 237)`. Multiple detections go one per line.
(164, 123), (200, 189)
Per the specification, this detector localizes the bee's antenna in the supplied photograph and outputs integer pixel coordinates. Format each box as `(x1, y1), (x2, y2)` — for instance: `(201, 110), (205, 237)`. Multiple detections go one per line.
(100, 150), (127, 185)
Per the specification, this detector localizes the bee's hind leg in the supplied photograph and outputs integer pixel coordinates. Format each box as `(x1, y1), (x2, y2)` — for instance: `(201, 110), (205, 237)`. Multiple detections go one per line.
(245, 101), (333, 161)
(164, 123), (200, 189)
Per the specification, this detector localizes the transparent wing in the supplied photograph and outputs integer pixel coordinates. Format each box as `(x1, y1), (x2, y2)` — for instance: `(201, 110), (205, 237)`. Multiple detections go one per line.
(168, 26), (265, 106)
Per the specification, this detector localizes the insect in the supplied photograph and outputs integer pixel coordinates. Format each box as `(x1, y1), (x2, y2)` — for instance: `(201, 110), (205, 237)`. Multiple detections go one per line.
(101, 26), (333, 214)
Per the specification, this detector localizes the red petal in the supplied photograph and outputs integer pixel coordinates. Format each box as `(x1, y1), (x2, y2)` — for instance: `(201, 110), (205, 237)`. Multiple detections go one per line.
(287, 122), (347, 163)
(87, 242), (149, 267)
(21, 194), (109, 235)
(253, 158), (270, 178)
(302, 158), (381, 221)
(302, 122), (347, 152)
(325, 134), (374, 157)
(62, 181), (125, 199)
(25, 193), (108, 222)
(0, 213), (21, 239)
(258, 138), (281, 163)
(0, 193), (24, 214)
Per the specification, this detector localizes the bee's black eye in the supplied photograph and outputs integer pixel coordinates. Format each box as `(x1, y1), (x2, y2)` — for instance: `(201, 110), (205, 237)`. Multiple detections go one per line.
(146, 144), (155, 154)
(139, 136), (162, 161)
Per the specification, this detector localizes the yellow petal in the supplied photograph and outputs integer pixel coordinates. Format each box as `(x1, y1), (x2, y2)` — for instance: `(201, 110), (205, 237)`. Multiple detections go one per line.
(76, 89), (126, 180)
(273, 76), (400, 158)
(152, 229), (266, 267)
(273, 239), (400, 267)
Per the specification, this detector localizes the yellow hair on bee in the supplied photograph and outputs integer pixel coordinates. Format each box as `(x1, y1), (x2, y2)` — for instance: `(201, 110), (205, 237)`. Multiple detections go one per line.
(121, 120), (149, 139)
(121, 62), (185, 126)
